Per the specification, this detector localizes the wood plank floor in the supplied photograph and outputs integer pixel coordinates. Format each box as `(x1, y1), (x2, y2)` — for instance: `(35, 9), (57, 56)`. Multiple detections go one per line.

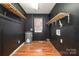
(12, 41), (61, 56)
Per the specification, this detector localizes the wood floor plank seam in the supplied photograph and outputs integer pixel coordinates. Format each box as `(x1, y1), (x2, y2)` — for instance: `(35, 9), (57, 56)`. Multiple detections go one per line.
(12, 40), (61, 56)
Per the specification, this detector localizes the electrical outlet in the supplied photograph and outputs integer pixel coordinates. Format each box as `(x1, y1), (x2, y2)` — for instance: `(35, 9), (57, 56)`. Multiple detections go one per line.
(56, 29), (61, 36)
(60, 39), (63, 44)
(17, 40), (20, 44)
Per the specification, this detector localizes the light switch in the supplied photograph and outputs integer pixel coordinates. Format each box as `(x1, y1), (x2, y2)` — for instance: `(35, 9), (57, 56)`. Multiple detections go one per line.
(30, 28), (33, 31)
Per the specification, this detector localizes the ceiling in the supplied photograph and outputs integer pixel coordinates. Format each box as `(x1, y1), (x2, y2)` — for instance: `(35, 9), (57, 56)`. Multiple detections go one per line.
(19, 3), (56, 14)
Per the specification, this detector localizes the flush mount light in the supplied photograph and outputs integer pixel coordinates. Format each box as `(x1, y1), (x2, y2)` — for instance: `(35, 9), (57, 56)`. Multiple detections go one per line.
(30, 3), (38, 10)
(25, 0), (53, 3)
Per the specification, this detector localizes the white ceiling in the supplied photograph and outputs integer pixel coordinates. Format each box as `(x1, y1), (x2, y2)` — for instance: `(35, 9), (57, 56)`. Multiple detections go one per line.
(19, 3), (56, 14)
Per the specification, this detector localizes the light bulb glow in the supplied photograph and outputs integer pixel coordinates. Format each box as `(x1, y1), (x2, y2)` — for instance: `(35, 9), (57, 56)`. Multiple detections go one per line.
(30, 3), (38, 10)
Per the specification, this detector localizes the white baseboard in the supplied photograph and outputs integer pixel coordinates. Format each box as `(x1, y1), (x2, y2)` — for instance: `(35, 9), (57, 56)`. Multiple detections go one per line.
(46, 38), (61, 55)
(9, 42), (25, 56)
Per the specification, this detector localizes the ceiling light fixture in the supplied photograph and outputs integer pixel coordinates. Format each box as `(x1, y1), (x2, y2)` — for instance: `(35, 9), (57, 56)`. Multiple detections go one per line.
(24, 0), (54, 3)
(29, 3), (38, 10)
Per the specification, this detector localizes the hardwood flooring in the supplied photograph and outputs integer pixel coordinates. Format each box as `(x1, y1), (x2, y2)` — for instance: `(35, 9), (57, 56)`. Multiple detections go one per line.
(12, 41), (61, 56)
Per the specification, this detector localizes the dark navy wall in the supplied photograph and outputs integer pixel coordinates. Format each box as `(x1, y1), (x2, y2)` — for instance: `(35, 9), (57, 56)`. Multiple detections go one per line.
(25, 14), (49, 41)
(0, 5), (25, 56)
(49, 3), (79, 55)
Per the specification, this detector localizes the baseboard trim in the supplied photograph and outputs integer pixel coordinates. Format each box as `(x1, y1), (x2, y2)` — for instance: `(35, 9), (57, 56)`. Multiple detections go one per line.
(9, 42), (25, 56)
(46, 39), (61, 56)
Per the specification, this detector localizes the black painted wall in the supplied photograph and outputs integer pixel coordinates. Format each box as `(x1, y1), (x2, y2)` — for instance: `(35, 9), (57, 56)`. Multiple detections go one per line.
(0, 18), (3, 55)
(0, 5), (25, 56)
(0, 5), (4, 55)
(49, 3), (79, 55)
(25, 14), (49, 40)
(0, 14), (24, 56)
